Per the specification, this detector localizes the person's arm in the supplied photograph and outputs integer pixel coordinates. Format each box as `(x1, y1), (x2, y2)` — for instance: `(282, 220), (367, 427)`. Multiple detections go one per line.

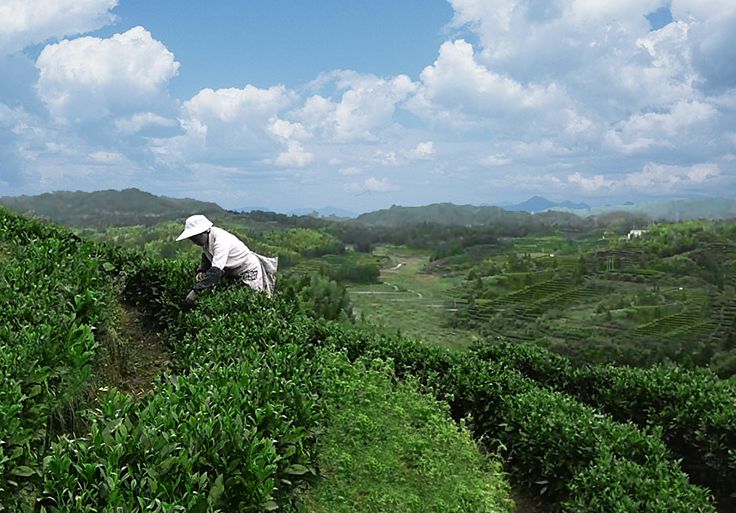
(196, 253), (212, 274)
(192, 267), (223, 292)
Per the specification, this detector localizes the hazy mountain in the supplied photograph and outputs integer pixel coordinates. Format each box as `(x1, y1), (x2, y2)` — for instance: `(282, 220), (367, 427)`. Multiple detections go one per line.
(0, 188), (225, 228)
(505, 196), (590, 212)
(555, 198), (736, 221)
(234, 206), (278, 214)
(356, 202), (532, 227)
(287, 207), (358, 218)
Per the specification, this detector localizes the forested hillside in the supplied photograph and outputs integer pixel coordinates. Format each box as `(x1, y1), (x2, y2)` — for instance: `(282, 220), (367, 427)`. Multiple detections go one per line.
(0, 188), (225, 228)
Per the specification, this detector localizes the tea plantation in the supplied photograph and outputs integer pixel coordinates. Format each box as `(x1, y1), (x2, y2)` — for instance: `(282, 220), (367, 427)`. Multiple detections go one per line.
(1, 207), (732, 512)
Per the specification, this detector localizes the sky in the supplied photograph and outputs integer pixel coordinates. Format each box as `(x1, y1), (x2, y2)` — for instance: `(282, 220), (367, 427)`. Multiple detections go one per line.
(0, 0), (735, 212)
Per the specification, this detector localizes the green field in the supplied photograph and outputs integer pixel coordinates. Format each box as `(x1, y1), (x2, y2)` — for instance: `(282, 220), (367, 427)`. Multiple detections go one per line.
(348, 245), (478, 349)
(342, 224), (736, 378)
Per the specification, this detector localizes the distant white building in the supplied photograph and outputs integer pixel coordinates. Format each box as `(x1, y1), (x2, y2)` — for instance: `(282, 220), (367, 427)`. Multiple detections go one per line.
(627, 229), (648, 240)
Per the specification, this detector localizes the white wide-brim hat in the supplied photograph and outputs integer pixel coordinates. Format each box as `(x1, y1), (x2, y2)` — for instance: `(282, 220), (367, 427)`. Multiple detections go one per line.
(176, 214), (213, 241)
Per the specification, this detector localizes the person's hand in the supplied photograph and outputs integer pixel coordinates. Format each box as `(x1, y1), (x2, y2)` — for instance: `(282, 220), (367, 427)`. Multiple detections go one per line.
(184, 289), (198, 309)
(196, 272), (205, 281)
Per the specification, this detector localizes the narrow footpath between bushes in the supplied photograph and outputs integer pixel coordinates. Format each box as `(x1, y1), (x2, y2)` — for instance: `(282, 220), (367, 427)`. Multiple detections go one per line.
(96, 302), (170, 400)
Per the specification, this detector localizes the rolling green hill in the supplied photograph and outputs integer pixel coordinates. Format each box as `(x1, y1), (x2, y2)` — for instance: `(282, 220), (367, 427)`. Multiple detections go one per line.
(0, 188), (225, 228)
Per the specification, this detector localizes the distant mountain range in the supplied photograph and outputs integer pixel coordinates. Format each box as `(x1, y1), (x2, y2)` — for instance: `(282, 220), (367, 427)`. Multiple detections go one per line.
(553, 198), (736, 221)
(2, 190), (734, 229)
(356, 203), (531, 227)
(287, 207), (358, 218)
(237, 206), (358, 218)
(0, 188), (224, 228)
(504, 196), (591, 212)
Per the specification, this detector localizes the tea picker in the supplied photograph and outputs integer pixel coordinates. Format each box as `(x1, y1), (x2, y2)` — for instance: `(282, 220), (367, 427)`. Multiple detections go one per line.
(175, 215), (278, 307)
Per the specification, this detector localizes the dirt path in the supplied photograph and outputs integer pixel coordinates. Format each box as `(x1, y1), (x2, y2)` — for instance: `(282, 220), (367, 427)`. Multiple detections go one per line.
(97, 303), (169, 399)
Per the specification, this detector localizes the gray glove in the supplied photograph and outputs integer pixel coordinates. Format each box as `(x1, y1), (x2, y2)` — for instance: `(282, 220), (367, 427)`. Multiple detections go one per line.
(185, 289), (198, 306)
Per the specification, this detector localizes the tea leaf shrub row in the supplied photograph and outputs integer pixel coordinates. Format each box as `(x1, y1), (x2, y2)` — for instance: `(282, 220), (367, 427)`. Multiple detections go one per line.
(38, 274), (322, 511)
(0, 210), (114, 506)
(471, 340), (736, 502)
(313, 323), (718, 512)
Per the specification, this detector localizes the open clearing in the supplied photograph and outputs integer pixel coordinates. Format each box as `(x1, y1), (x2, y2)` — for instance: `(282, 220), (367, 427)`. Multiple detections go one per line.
(348, 245), (478, 350)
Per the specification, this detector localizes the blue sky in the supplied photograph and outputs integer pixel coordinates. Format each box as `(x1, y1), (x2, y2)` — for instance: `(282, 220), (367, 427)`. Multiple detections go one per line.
(1, 0), (735, 212)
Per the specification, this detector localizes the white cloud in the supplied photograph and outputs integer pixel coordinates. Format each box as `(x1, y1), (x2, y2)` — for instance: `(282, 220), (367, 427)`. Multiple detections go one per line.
(632, 162), (719, 188)
(272, 141), (313, 168)
(36, 26), (179, 122)
(0, 0), (117, 56)
(604, 100), (718, 154)
(373, 150), (399, 166)
(512, 139), (572, 158)
(481, 153), (511, 166)
(185, 85), (293, 126)
(408, 39), (562, 124)
(338, 166), (362, 175)
(565, 162), (722, 195)
(671, 0), (736, 92)
(344, 176), (398, 193)
(405, 141), (435, 159)
(155, 84), (297, 164)
(89, 150), (124, 163)
(114, 112), (176, 134)
(269, 118), (310, 140)
(297, 71), (417, 142)
(567, 172), (614, 192)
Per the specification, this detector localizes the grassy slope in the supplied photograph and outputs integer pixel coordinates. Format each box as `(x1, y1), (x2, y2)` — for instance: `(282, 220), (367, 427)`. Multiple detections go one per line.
(302, 354), (513, 513)
(348, 245), (477, 350)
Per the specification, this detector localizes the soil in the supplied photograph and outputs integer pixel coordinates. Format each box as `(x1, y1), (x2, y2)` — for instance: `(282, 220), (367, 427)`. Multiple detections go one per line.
(96, 303), (170, 399)
(510, 486), (551, 513)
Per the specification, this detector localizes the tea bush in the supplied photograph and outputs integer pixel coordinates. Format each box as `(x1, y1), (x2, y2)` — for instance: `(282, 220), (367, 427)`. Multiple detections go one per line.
(0, 209), (114, 505)
(471, 340), (736, 503)
(314, 322), (717, 511)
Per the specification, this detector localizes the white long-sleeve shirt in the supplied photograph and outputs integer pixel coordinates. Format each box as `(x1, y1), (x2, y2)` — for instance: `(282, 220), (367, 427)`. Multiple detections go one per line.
(202, 226), (258, 274)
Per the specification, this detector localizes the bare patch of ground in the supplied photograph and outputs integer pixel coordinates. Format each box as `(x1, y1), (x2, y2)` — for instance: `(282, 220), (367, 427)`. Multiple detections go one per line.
(95, 302), (169, 399)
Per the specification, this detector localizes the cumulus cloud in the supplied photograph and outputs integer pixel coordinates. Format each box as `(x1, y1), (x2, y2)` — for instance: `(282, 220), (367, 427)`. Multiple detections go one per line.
(408, 39), (563, 125)
(297, 71), (416, 141)
(344, 176), (398, 193)
(373, 150), (400, 166)
(1, 0), (733, 208)
(623, 162), (720, 191)
(114, 112), (177, 135)
(671, 0), (736, 92)
(604, 100), (718, 154)
(0, 0), (117, 56)
(448, 0), (660, 72)
(567, 172), (614, 192)
(272, 141), (313, 168)
(405, 141), (435, 159)
(564, 162), (722, 195)
(154, 84), (297, 164)
(35, 26), (179, 122)
(512, 139), (572, 158)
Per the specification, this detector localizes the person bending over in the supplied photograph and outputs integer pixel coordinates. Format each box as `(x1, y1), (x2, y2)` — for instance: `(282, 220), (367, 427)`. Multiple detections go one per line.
(175, 214), (277, 306)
